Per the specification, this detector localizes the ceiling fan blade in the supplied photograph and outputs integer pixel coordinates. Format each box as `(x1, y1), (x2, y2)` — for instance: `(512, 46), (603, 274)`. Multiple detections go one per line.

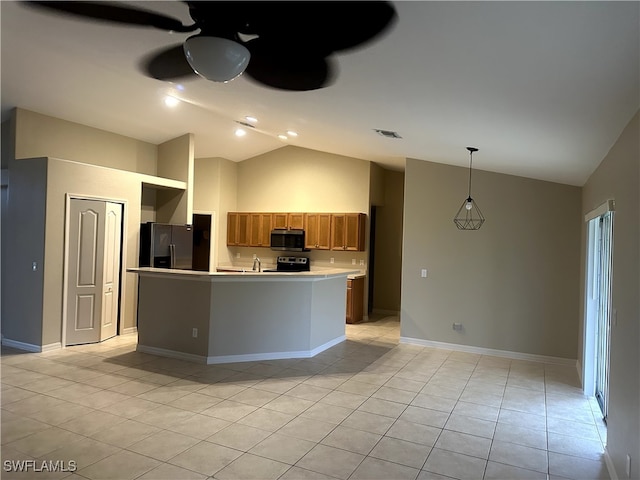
(140, 44), (198, 81)
(244, 39), (336, 91)
(25, 1), (196, 32)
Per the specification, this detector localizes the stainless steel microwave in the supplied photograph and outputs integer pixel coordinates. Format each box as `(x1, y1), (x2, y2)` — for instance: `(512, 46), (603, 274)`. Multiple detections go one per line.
(270, 229), (306, 251)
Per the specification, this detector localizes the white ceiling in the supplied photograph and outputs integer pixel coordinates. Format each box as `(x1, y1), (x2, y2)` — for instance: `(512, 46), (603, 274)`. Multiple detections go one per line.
(2, 1), (638, 186)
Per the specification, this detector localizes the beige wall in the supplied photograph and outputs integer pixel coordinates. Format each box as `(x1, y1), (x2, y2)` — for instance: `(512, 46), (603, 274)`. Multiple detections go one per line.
(401, 158), (582, 359)
(193, 157), (238, 268)
(580, 111), (639, 478)
(237, 145), (370, 213)
(13, 108), (157, 175)
(373, 169), (404, 312)
(156, 134), (194, 224)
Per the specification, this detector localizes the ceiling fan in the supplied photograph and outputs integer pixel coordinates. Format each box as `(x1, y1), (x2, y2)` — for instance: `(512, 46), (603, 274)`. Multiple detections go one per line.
(25, 1), (397, 91)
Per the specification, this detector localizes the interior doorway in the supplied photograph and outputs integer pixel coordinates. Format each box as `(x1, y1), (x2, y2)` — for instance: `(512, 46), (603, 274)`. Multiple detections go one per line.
(583, 201), (615, 420)
(64, 197), (124, 346)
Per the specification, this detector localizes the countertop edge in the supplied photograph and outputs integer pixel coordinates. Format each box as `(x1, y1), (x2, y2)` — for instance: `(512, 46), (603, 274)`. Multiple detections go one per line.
(128, 267), (359, 281)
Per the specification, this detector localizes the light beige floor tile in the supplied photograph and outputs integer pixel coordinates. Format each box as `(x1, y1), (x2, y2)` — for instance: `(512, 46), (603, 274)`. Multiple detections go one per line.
(358, 397), (407, 418)
(548, 451), (610, 480)
(384, 376), (426, 393)
(494, 422), (547, 449)
(385, 419), (441, 446)
(423, 448), (487, 480)
(26, 402), (94, 427)
(228, 387), (280, 407)
(547, 432), (605, 461)
(319, 390), (368, 409)
(263, 394), (315, 416)
(277, 416), (336, 443)
(286, 383), (332, 402)
(76, 450), (160, 480)
(419, 383), (463, 401)
(128, 429), (200, 461)
(337, 379), (381, 396)
(399, 405), (449, 429)
(136, 386), (192, 404)
(373, 386), (417, 404)
(99, 396), (161, 419)
(3, 394), (66, 416)
(498, 408), (547, 431)
(434, 429), (491, 459)
(320, 425), (381, 455)
(411, 393), (457, 413)
(250, 432), (316, 464)
(296, 444), (365, 480)
(137, 462), (207, 480)
(301, 402), (354, 424)
(89, 419), (160, 447)
(303, 374), (348, 390)
(444, 413), (496, 439)
(166, 412), (231, 439)
(35, 437), (120, 470)
(253, 378), (300, 394)
(169, 441), (242, 476)
(7, 427), (84, 458)
(216, 452), (290, 480)
(237, 407), (295, 432)
(452, 401), (500, 422)
(167, 391), (223, 412)
(131, 404), (195, 429)
(279, 466), (337, 479)
(1, 386), (38, 404)
(489, 440), (548, 473)
(58, 410), (127, 436)
(1, 412), (52, 445)
(74, 389), (131, 409)
(350, 456), (419, 480)
(485, 461), (548, 479)
(546, 416), (600, 441)
(106, 379), (158, 396)
(340, 410), (396, 435)
(369, 436), (430, 469)
(207, 423), (271, 451)
(200, 399), (257, 422)
(197, 383), (248, 399)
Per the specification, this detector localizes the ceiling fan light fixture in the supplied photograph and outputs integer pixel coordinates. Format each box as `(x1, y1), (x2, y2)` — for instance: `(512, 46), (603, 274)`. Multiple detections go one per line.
(183, 36), (250, 83)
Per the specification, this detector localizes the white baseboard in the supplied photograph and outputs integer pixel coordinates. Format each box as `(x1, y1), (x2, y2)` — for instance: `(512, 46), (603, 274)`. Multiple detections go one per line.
(137, 335), (347, 365)
(604, 447), (619, 480)
(1, 338), (61, 353)
(399, 336), (576, 366)
(122, 327), (138, 335)
(372, 309), (400, 316)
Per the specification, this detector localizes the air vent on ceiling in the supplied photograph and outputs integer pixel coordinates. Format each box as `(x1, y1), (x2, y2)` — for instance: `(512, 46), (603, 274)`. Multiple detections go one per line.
(374, 129), (402, 139)
(235, 121), (256, 128)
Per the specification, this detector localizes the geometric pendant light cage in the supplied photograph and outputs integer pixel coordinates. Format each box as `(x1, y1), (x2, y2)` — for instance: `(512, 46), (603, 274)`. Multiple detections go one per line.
(454, 147), (485, 230)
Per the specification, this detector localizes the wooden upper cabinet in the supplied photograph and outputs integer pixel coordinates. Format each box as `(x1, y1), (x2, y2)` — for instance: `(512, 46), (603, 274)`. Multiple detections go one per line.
(227, 212), (250, 246)
(273, 213), (304, 230)
(304, 213), (331, 250)
(331, 213), (366, 251)
(249, 213), (273, 247)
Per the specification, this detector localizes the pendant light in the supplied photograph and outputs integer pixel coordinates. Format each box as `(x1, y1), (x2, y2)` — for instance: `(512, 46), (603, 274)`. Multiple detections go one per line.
(454, 147), (485, 230)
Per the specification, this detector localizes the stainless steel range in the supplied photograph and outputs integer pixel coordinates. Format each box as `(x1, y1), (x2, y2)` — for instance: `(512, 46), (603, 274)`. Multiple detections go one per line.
(264, 256), (310, 273)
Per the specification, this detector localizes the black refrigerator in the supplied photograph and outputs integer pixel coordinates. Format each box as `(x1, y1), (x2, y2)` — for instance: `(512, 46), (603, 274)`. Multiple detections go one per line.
(139, 222), (193, 269)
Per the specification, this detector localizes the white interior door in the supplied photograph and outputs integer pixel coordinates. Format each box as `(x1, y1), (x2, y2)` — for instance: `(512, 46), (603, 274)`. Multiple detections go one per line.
(66, 199), (122, 345)
(101, 202), (122, 341)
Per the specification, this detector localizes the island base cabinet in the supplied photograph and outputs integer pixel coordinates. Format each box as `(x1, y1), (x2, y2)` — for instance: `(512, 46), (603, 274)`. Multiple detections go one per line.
(346, 277), (364, 324)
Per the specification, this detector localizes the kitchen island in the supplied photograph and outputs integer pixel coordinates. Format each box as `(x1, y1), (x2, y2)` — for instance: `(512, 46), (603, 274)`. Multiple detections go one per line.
(129, 267), (356, 364)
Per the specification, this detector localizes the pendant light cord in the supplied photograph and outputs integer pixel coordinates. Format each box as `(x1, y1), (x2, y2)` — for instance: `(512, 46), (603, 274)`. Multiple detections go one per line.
(467, 150), (473, 200)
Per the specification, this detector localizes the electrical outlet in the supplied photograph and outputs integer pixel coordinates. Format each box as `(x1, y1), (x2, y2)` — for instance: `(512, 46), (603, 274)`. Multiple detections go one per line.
(32, 261), (37, 271)
(192, 328), (198, 338)
(236, 253), (241, 258)
(360, 259), (365, 266)
(452, 323), (463, 331)
(613, 308), (618, 326)
(352, 259), (356, 265)
(330, 258), (335, 264)
(252, 253), (257, 259)
(421, 268), (427, 278)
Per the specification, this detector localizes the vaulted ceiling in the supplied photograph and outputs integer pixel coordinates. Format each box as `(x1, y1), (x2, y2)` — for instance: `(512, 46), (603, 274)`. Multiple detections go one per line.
(2, 1), (638, 185)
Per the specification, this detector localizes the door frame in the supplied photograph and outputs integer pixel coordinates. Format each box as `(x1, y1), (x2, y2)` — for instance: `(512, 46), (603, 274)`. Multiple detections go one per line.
(61, 194), (128, 347)
(582, 199), (615, 402)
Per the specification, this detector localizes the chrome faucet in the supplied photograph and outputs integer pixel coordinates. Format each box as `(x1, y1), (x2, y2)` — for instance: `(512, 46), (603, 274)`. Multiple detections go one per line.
(252, 257), (261, 272)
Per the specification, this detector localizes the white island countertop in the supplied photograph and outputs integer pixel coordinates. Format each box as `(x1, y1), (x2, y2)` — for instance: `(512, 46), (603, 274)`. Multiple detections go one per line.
(128, 266), (360, 281)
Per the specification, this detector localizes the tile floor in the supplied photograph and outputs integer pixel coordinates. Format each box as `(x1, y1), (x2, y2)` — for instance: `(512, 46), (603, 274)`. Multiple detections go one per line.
(1, 316), (609, 480)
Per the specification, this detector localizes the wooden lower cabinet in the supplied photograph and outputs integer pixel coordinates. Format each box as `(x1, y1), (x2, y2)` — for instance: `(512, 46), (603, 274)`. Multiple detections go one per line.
(346, 277), (364, 324)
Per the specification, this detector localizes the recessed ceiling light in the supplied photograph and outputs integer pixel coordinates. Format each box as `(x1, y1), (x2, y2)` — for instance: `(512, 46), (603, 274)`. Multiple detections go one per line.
(286, 130), (298, 137)
(164, 96), (179, 107)
(245, 116), (258, 123)
(278, 134), (288, 140)
(235, 128), (247, 137)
